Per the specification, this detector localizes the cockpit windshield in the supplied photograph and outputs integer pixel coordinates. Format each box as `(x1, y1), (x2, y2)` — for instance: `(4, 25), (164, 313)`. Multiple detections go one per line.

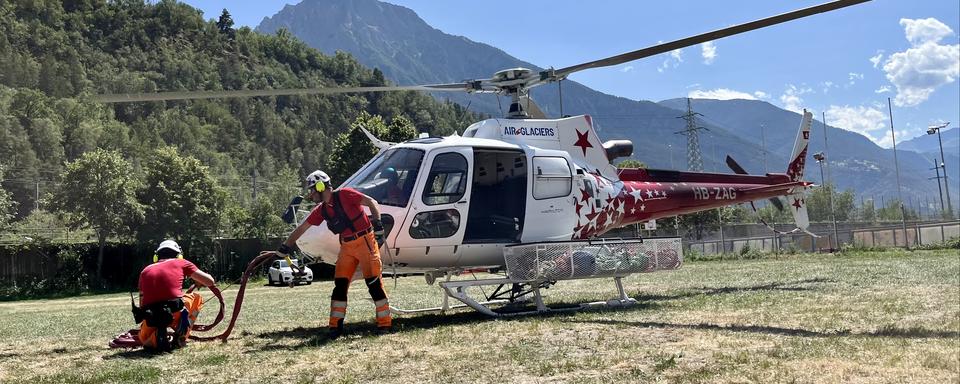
(345, 148), (424, 207)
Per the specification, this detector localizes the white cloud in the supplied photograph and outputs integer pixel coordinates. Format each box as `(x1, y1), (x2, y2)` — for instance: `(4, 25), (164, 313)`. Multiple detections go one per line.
(688, 88), (757, 100)
(701, 41), (717, 64)
(870, 51), (884, 68)
(876, 129), (914, 148)
(821, 81), (834, 93)
(901, 18), (954, 45)
(825, 105), (890, 146)
(670, 48), (683, 62)
(685, 83), (701, 89)
(779, 84), (812, 113)
(874, 85), (892, 94)
(621, 65), (634, 73)
(658, 48), (684, 73)
(753, 91), (769, 99)
(883, 18), (960, 106)
(848, 72), (864, 86)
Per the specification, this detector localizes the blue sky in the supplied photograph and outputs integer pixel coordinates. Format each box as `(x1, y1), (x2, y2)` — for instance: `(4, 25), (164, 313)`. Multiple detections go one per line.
(185, 0), (959, 148)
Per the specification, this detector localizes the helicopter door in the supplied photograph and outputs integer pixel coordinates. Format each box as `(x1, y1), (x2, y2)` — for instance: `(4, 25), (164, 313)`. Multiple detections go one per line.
(463, 149), (528, 243)
(394, 148), (472, 268)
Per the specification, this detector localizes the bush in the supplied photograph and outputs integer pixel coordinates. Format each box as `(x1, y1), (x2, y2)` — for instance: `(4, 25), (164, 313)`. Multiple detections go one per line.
(839, 241), (889, 253)
(738, 244), (764, 259)
(915, 236), (960, 251)
(48, 248), (89, 295)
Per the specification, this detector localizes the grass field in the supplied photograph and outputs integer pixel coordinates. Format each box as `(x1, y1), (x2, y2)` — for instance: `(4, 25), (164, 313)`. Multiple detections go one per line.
(0, 249), (957, 383)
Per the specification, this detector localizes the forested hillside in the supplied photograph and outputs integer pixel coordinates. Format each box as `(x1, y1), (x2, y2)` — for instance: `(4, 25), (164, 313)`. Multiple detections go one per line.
(0, 0), (472, 224)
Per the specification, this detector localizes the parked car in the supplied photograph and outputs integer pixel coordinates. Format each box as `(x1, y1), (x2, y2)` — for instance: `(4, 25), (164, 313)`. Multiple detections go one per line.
(267, 258), (314, 286)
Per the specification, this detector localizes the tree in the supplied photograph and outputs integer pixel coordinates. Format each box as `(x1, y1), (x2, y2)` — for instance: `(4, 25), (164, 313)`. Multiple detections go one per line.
(327, 112), (416, 183)
(138, 147), (226, 257)
(756, 200), (792, 225)
(616, 159), (646, 169)
(678, 210), (718, 240)
(806, 183), (856, 222)
(216, 9), (235, 39)
(858, 198), (876, 223)
(0, 166), (15, 230)
(877, 198), (918, 221)
(384, 115), (417, 143)
(48, 150), (143, 282)
(225, 167), (300, 239)
(678, 204), (751, 239)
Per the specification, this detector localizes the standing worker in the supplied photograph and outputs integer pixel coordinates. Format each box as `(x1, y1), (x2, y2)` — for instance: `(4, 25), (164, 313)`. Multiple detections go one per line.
(135, 240), (216, 351)
(265, 170), (390, 339)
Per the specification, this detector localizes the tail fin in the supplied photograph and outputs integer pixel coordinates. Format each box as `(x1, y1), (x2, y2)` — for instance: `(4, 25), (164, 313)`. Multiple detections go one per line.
(786, 109), (813, 182)
(787, 192), (810, 232)
(786, 110), (813, 233)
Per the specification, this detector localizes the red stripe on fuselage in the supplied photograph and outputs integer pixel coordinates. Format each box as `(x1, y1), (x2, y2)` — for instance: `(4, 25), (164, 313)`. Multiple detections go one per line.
(617, 168), (791, 185)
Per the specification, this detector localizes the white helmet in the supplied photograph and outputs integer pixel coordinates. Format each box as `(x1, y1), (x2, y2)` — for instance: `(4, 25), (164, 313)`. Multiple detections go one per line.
(156, 239), (182, 254)
(306, 170), (331, 193)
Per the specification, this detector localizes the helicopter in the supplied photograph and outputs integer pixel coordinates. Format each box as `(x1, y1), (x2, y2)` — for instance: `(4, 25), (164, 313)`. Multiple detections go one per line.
(94, 0), (869, 316)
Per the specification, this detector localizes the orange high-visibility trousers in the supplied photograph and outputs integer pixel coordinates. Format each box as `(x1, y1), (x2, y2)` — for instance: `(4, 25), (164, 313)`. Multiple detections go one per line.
(329, 232), (391, 329)
(138, 292), (203, 349)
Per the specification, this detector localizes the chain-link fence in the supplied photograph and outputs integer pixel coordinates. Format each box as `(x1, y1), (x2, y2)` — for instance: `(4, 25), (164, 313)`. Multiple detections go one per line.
(683, 221), (959, 255)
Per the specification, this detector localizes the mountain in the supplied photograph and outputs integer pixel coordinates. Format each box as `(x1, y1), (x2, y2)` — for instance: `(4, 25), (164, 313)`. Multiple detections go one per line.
(258, 0), (957, 207)
(898, 127), (959, 157)
(658, 98), (959, 204)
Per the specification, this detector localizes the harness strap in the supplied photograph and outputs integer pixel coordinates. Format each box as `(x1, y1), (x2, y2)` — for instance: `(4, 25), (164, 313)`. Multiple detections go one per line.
(322, 191), (363, 233)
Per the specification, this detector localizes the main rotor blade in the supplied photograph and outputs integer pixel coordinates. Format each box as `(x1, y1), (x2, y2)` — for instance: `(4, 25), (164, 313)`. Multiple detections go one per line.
(769, 197), (785, 211)
(727, 155), (785, 211)
(725, 155), (749, 175)
(550, 0), (869, 80)
(91, 82), (479, 103)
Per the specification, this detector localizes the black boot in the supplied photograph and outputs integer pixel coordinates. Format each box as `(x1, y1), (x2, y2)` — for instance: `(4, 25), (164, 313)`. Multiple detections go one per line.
(328, 319), (345, 340)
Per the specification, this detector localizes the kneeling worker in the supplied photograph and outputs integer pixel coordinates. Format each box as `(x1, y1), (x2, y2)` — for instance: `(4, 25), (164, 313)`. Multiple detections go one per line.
(136, 240), (216, 351)
(267, 170), (390, 338)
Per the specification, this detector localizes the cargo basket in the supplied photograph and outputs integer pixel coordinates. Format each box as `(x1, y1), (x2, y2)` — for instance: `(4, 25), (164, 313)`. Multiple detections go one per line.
(502, 238), (682, 281)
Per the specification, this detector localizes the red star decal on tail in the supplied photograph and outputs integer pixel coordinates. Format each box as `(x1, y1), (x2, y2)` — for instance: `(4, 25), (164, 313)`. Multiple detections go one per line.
(573, 129), (593, 156)
(792, 198), (804, 210)
(580, 188), (591, 203)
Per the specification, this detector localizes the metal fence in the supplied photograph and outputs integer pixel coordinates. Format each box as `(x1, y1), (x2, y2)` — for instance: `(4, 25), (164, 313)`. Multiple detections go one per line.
(685, 221), (959, 255)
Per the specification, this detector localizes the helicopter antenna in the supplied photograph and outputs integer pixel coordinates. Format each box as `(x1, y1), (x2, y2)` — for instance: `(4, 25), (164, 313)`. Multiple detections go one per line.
(558, 80), (564, 117)
(459, 100), (472, 131)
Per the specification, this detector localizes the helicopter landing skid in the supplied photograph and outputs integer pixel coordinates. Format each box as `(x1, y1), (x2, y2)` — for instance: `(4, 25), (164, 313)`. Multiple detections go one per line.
(437, 276), (635, 317)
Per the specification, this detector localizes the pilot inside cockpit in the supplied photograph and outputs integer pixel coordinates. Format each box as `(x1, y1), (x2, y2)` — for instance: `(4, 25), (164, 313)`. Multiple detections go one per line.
(345, 148), (424, 208)
(381, 167), (404, 205)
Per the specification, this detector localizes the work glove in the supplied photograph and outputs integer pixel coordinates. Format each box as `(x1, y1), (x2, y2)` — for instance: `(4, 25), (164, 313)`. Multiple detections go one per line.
(276, 243), (292, 258)
(372, 218), (385, 245)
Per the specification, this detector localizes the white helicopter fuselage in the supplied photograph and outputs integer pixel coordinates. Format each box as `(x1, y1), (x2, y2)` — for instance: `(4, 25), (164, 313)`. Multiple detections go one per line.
(296, 110), (814, 275)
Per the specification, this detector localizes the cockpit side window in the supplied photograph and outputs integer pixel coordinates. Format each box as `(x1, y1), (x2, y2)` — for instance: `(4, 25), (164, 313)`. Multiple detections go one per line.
(422, 152), (468, 205)
(344, 148), (425, 207)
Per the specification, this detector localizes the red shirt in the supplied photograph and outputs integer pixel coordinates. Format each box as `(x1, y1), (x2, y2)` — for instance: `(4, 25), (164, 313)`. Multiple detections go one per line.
(139, 258), (198, 306)
(306, 188), (371, 237)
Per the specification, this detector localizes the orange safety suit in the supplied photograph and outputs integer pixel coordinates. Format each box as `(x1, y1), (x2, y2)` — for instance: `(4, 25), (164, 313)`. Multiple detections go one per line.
(138, 292), (203, 349)
(306, 187), (391, 331)
(330, 231), (391, 329)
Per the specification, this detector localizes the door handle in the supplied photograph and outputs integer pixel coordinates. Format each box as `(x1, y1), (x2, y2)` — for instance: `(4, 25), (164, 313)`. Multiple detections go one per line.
(456, 200), (467, 204)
